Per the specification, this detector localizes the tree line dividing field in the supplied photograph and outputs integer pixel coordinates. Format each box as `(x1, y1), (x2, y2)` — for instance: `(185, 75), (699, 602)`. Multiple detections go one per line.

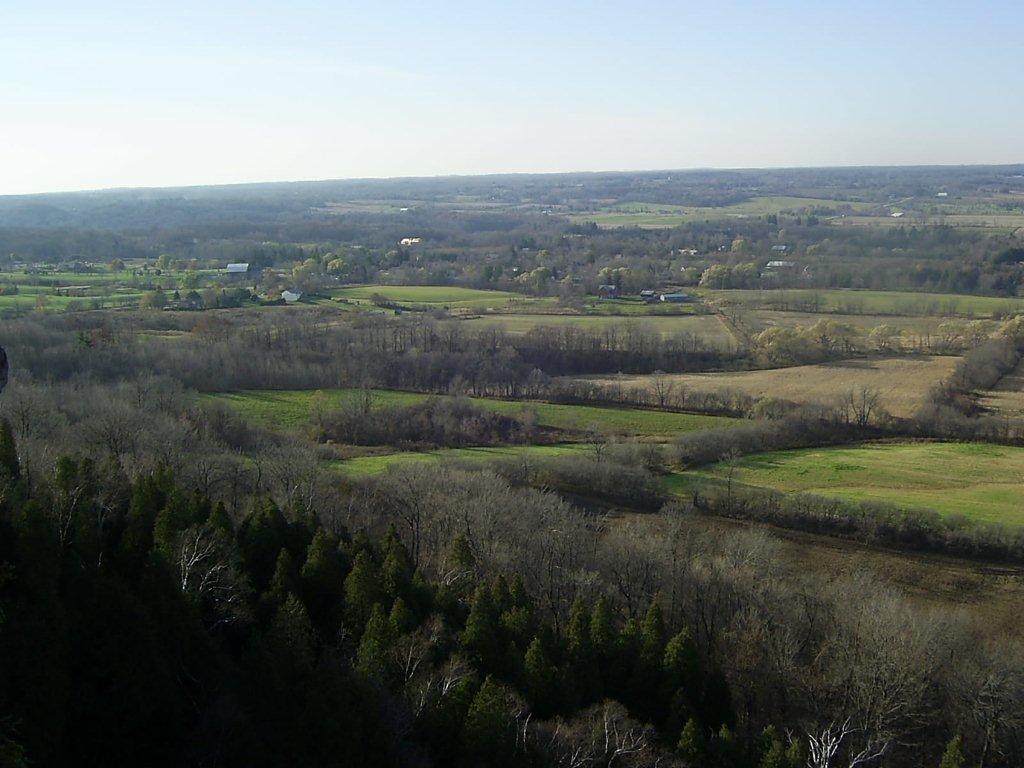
(204, 388), (740, 437)
(702, 288), (1024, 317)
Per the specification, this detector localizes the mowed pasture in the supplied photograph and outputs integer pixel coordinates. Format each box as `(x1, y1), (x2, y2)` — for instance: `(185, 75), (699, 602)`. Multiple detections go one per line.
(332, 284), (552, 311)
(679, 441), (1024, 526)
(572, 356), (959, 417)
(331, 443), (591, 477)
(205, 388), (740, 436)
(703, 288), (1024, 318)
(469, 313), (737, 348)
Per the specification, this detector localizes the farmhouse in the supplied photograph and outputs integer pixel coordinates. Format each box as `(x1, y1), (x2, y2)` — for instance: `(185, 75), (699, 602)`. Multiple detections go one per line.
(765, 260), (796, 269)
(598, 284), (619, 298)
(771, 244), (789, 252)
(399, 237), (422, 246)
(225, 263), (250, 274)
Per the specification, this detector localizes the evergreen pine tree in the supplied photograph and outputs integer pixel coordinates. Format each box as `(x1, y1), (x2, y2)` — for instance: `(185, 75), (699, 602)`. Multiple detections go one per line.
(677, 717), (705, 765)
(461, 676), (516, 767)
(664, 627), (700, 691)
(238, 497), (290, 591)
(508, 574), (529, 608)
(121, 475), (166, 558)
(449, 535), (476, 575)
(207, 500), (233, 533)
(758, 726), (787, 768)
(939, 735), (966, 768)
(523, 635), (558, 717)
(499, 603), (534, 648)
(490, 574), (511, 614)
(267, 548), (298, 603)
(269, 594), (315, 672)
(663, 627), (701, 727)
(784, 737), (806, 768)
(356, 603), (394, 682)
(381, 537), (412, 600)
(462, 584), (502, 672)
(389, 596), (416, 634)
(343, 550), (384, 628)
(299, 529), (346, 633)
(640, 601), (665, 662)
(590, 595), (615, 662)
(566, 596), (600, 704)
(567, 597), (591, 659)
(153, 488), (199, 559)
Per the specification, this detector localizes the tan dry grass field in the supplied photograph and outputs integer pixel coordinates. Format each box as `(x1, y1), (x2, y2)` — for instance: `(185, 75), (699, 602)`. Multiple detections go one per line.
(468, 312), (737, 347)
(572, 355), (959, 417)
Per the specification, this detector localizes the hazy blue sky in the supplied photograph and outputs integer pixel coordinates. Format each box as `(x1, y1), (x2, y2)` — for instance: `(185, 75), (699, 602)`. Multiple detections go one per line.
(2, 0), (1022, 194)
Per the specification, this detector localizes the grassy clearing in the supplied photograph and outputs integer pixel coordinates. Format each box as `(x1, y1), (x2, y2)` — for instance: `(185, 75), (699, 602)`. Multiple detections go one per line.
(703, 289), (1024, 318)
(204, 389), (740, 436)
(332, 284), (540, 310)
(569, 196), (877, 228)
(572, 356), (959, 418)
(468, 313), (736, 347)
(675, 441), (1024, 526)
(330, 444), (591, 477)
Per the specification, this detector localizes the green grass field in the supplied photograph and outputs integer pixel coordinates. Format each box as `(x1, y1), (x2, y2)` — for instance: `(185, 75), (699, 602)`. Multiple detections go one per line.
(675, 441), (1024, 525)
(704, 288), (1024, 318)
(204, 389), (740, 436)
(331, 444), (591, 476)
(569, 196), (878, 228)
(332, 284), (539, 310)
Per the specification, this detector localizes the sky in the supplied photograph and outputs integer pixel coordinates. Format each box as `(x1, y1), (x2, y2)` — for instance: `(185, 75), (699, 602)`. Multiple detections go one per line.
(1, 0), (1023, 195)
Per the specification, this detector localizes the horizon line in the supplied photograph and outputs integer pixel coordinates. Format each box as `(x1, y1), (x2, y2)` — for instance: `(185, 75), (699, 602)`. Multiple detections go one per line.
(4, 160), (1024, 200)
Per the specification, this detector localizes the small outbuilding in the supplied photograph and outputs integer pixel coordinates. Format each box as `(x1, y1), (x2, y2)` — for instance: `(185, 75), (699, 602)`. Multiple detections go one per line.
(659, 292), (691, 303)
